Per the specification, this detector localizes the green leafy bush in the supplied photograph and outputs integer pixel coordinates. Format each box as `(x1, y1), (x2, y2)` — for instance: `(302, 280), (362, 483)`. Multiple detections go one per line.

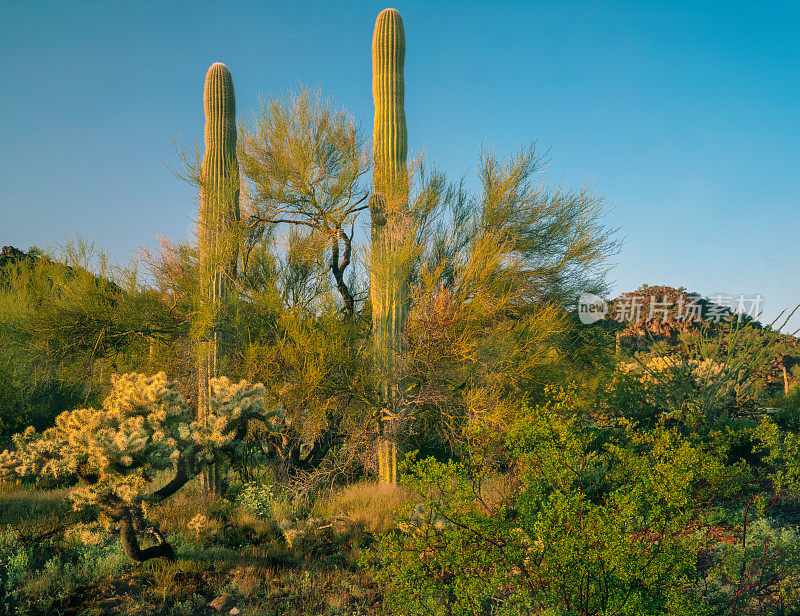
(368, 384), (800, 615)
(0, 526), (33, 613)
(236, 481), (275, 519)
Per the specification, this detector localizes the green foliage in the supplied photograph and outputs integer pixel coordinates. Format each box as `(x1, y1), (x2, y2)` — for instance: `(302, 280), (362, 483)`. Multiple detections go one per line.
(234, 112), (620, 485)
(0, 242), (187, 447)
(0, 526), (33, 613)
(771, 386), (800, 432)
(238, 88), (368, 232)
(394, 145), (618, 457)
(371, 400), (706, 615)
(608, 318), (787, 435)
(175, 87), (379, 489)
(369, 377), (800, 615)
(0, 363), (87, 452)
(235, 481), (275, 519)
(0, 519), (130, 615)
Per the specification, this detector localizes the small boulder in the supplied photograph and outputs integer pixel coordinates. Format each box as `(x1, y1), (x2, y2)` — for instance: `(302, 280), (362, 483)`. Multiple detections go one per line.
(209, 595), (236, 613)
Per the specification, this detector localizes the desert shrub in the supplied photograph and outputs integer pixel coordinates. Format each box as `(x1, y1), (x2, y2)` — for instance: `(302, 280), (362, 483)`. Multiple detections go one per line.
(236, 481), (276, 519)
(369, 385), (800, 616)
(0, 527), (34, 613)
(700, 515), (800, 615)
(608, 319), (786, 432)
(371, 411), (682, 614)
(0, 521), (131, 615)
(771, 387), (800, 432)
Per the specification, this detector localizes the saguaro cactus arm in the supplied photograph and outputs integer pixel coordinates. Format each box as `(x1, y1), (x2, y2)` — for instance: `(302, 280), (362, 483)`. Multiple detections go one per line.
(200, 62), (239, 256)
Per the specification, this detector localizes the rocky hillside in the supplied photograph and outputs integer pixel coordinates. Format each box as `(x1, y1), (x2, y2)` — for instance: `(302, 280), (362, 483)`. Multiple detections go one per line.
(0, 245), (31, 267)
(606, 284), (799, 392)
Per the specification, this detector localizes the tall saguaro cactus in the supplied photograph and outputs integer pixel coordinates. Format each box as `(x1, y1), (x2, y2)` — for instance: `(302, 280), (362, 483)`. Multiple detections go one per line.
(198, 62), (239, 493)
(372, 8), (407, 190)
(371, 8), (409, 484)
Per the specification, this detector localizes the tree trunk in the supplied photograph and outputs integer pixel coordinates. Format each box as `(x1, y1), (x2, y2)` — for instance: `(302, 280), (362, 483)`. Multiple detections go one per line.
(118, 515), (175, 563)
(101, 500), (176, 563)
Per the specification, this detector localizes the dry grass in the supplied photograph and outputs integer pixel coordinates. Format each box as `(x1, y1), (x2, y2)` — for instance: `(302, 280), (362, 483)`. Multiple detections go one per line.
(313, 480), (417, 533)
(146, 481), (222, 535)
(0, 483), (72, 531)
(0, 480), (386, 615)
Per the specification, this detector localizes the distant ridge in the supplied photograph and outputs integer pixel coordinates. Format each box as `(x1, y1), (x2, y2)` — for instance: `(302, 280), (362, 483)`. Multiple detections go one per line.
(606, 284), (799, 392)
(0, 245), (122, 296)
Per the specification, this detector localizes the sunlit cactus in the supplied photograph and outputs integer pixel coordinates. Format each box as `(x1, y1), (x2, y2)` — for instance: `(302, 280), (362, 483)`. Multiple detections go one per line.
(198, 62), (240, 493)
(372, 8), (407, 193)
(0, 372), (283, 563)
(371, 8), (408, 484)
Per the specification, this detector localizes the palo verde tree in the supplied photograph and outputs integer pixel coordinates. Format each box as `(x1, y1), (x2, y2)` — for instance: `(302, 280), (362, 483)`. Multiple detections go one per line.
(237, 87), (371, 319)
(234, 88), (378, 488)
(395, 145), (618, 458)
(232, 98), (617, 484)
(171, 85), (380, 491)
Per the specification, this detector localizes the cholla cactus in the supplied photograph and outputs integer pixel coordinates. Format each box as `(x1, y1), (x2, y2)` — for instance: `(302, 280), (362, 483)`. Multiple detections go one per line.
(0, 372), (281, 562)
(189, 377), (281, 460)
(0, 373), (188, 506)
(198, 62), (240, 493)
(371, 8), (410, 484)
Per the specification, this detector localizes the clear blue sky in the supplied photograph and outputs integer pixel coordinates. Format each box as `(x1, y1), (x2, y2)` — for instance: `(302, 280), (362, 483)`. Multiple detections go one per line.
(2, 1), (798, 330)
